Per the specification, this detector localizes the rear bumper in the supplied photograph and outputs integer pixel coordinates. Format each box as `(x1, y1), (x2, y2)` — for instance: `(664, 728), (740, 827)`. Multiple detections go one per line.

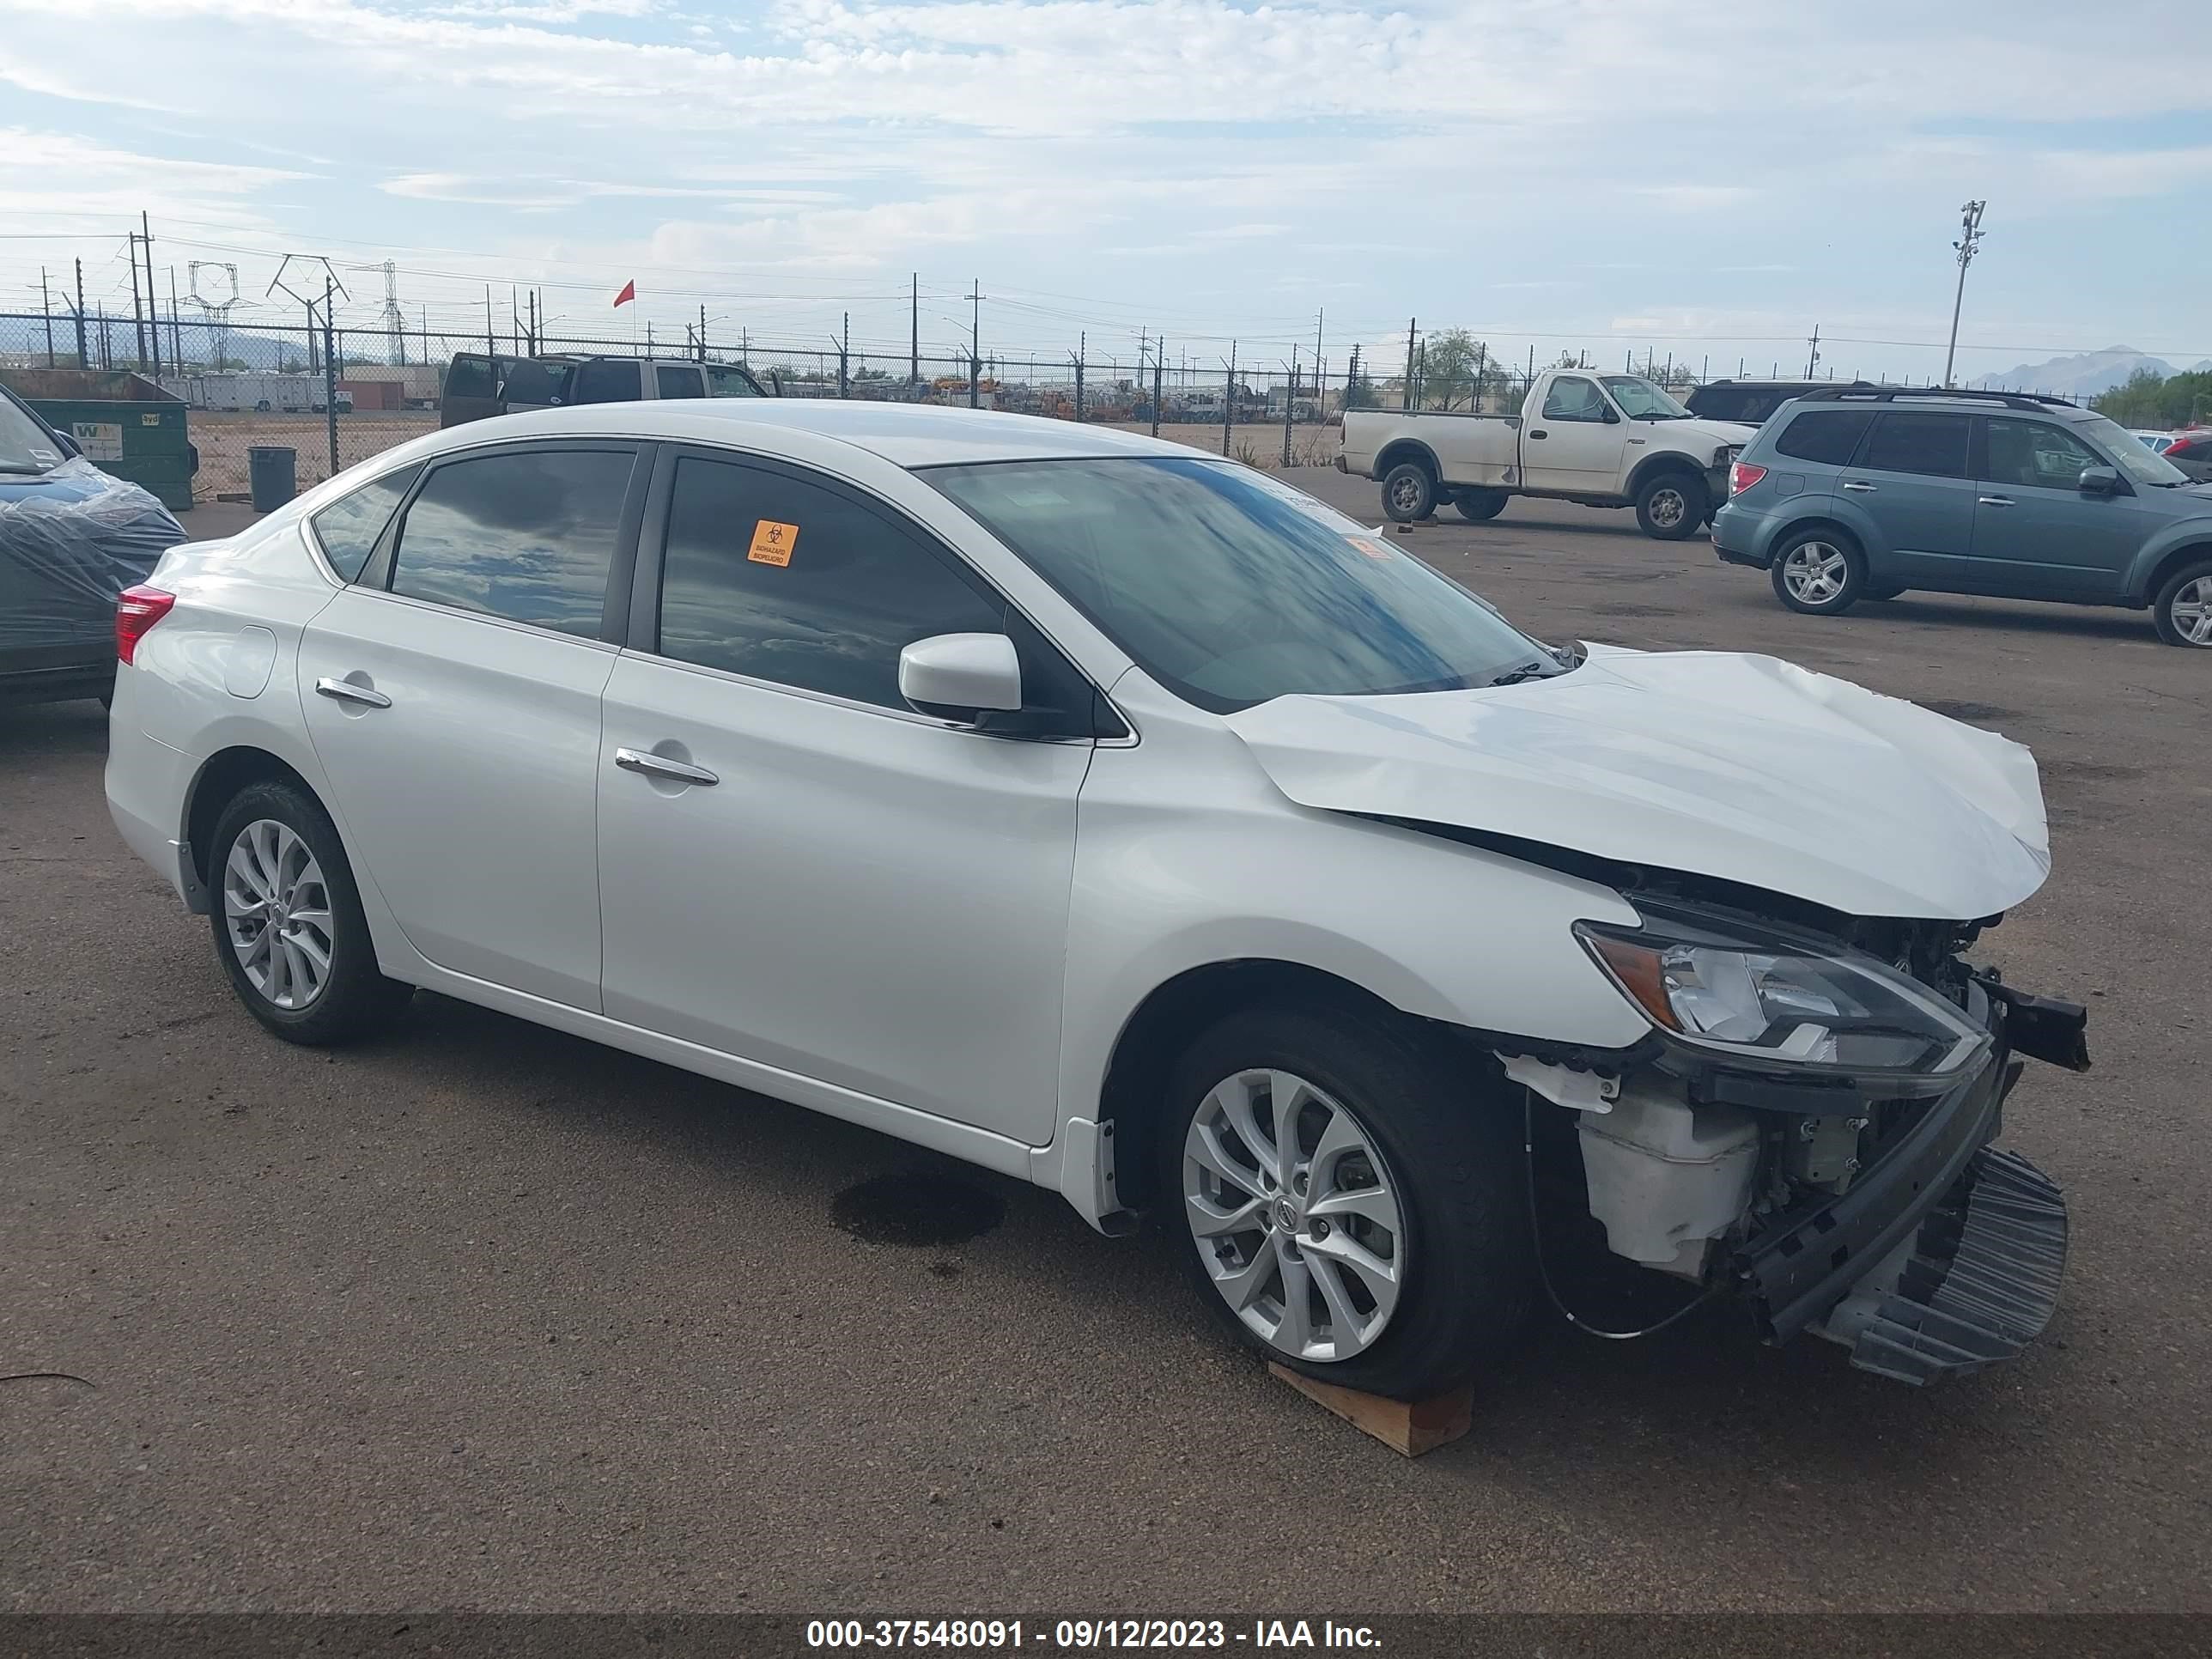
(1709, 501), (1770, 567)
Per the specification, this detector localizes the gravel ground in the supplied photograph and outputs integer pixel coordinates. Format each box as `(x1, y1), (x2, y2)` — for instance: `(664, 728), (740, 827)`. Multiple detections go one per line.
(3, 484), (2208, 1615)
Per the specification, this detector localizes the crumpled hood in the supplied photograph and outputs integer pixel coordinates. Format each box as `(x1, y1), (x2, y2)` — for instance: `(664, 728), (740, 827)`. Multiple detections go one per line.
(1224, 644), (2051, 921)
(1673, 417), (1758, 452)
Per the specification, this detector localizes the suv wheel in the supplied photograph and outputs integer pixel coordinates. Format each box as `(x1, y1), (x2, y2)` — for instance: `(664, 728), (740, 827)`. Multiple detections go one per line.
(1380, 462), (1436, 523)
(1634, 471), (1706, 540)
(2152, 558), (2212, 647)
(1770, 528), (1866, 615)
(1161, 1003), (1533, 1401)
(209, 781), (414, 1045)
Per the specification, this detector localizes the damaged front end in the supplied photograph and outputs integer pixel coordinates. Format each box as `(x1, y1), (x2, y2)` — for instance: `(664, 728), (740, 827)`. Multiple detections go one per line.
(1508, 895), (2087, 1384)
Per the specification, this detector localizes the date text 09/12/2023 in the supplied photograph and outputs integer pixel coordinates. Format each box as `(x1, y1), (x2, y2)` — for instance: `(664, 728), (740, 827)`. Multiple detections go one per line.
(805, 1620), (1382, 1650)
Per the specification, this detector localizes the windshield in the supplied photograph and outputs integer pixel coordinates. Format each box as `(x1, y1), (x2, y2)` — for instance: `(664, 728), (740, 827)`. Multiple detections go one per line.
(1599, 375), (1691, 420)
(2084, 416), (2191, 486)
(0, 392), (64, 474)
(926, 456), (1553, 714)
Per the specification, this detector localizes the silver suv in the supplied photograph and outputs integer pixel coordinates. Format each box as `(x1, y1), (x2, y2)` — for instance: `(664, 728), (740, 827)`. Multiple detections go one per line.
(1712, 387), (2212, 647)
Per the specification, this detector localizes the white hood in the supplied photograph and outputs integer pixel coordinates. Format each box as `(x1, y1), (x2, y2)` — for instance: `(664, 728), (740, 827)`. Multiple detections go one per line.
(1224, 645), (2051, 921)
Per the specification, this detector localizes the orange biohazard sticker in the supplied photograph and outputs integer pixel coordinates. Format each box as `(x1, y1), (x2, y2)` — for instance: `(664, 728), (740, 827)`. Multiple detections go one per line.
(1348, 535), (1394, 560)
(748, 520), (799, 566)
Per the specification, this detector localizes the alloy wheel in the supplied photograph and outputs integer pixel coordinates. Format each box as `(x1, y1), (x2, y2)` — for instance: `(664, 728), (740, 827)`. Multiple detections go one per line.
(1783, 540), (1850, 605)
(2170, 576), (2212, 646)
(222, 818), (335, 1011)
(1182, 1069), (1407, 1363)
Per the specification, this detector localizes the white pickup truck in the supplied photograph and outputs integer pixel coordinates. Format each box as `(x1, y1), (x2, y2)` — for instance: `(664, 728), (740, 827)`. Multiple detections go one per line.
(1339, 368), (1757, 540)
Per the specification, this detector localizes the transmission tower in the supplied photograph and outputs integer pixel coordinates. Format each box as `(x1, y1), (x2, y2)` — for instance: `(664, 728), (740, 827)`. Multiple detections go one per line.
(380, 260), (408, 366)
(186, 260), (239, 369)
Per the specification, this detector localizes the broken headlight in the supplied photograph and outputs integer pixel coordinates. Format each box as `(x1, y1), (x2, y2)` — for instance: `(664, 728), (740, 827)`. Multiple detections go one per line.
(1576, 903), (1990, 1091)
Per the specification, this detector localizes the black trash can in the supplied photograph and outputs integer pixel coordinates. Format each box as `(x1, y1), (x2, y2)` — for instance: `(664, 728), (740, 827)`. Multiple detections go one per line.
(247, 445), (296, 513)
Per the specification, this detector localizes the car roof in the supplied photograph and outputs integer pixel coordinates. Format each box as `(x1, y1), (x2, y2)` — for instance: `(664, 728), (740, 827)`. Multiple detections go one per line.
(437, 397), (1195, 469)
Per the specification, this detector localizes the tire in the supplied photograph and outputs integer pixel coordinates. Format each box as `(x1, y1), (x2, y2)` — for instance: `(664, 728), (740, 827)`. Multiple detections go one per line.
(1159, 1001), (1534, 1401)
(206, 781), (413, 1045)
(1379, 461), (1436, 524)
(1633, 471), (1707, 540)
(1453, 488), (1509, 522)
(1769, 527), (1867, 616)
(2151, 557), (2212, 647)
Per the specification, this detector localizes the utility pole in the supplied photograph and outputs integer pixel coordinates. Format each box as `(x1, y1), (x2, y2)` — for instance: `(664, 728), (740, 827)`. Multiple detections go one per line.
(1072, 334), (1085, 423)
(700, 303), (708, 363)
(40, 268), (53, 367)
(840, 313), (850, 398)
(910, 273), (919, 385)
(1152, 337), (1164, 438)
(1281, 349), (1297, 467)
(1402, 318), (1416, 410)
(1223, 343), (1236, 456)
(969, 280), (981, 408)
(1805, 323), (1821, 380)
(73, 259), (87, 368)
(128, 234), (148, 372)
(485, 288), (495, 358)
(322, 274), (339, 478)
(1942, 199), (1987, 388)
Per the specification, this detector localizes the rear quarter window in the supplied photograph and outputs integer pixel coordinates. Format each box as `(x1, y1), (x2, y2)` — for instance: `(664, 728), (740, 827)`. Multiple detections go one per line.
(1774, 410), (1876, 466)
(311, 463), (423, 581)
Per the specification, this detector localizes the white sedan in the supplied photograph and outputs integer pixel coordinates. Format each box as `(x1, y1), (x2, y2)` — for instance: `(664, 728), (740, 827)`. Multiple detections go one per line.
(106, 399), (2085, 1399)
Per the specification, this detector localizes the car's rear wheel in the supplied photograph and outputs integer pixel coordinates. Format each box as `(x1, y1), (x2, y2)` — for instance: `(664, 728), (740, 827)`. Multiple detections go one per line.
(1380, 461), (1437, 524)
(1453, 488), (1509, 522)
(1770, 528), (1866, 615)
(1634, 471), (1706, 540)
(208, 781), (412, 1045)
(2152, 558), (2212, 647)
(1162, 1003), (1533, 1401)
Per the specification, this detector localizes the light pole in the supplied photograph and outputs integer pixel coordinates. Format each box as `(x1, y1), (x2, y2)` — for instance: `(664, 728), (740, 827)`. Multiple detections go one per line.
(1942, 200), (1986, 388)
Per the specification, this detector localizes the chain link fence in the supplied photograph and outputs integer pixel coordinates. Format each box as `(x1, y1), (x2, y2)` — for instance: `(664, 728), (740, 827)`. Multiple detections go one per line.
(0, 309), (1719, 509)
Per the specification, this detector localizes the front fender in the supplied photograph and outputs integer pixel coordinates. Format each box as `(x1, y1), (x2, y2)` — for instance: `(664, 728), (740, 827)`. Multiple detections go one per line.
(2122, 518), (2212, 603)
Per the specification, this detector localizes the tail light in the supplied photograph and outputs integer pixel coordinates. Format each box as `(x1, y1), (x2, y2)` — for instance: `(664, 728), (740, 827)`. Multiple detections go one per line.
(116, 585), (175, 665)
(1729, 460), (1768, 497)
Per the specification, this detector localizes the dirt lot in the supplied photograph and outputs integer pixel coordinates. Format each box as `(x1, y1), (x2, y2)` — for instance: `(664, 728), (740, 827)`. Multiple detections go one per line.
(3, 484), (2209, 1616)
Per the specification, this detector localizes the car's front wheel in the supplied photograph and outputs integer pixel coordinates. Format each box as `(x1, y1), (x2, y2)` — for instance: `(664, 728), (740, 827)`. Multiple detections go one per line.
(1770, 528), (1866, 615)
(1162, 1004), (1533, 1401)
(2152, 557), (2212, 647)
(208, 781), (413, 1045)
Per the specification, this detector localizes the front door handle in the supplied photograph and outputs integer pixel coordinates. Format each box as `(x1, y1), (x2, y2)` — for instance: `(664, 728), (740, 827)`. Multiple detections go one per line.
(1528, 428), (1548, 440)
(615, 747), (719, 787)
(1978, 495), (2014, 507)
(1843, 481), (1878, 492)
(314, 677), (392, 708)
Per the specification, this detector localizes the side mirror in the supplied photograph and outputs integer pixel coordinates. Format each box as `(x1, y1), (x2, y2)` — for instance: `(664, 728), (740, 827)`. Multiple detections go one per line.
(2078, 465), (2120, 497)
(898, 633), (1023, 724)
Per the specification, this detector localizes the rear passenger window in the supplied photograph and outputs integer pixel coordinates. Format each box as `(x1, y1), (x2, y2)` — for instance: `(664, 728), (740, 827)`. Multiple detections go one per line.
(655, 455), (1002, 709)
(656, 365), (704, 398)
(573, 362), (641, 404)
(312, 463), (422, 582)
(1858, 413), (1971, 479)
(1775, 410), (1876, 466)
(388, 447), (635, 638)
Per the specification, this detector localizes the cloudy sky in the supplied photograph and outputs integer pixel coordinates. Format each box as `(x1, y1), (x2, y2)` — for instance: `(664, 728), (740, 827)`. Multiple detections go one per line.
(2, 0), (2209, 381)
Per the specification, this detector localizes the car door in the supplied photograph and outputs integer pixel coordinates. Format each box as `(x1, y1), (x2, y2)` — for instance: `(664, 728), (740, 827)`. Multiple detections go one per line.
(1837, 411), (1978, 587)
(1520, 375), (1621, 492)
(298, 441), (647, 1010)
(439, 353), (502, 428)
(595, 448), (1095, 1145)
(1972, 416), (2152, 599)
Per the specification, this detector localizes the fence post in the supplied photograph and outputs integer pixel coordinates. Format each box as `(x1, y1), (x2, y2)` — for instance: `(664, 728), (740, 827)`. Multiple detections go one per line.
(1281, 356), (1295, 467)
(323, 280), (339, 479)
(1402, 318), (1415, 410)
(1152, 348), (1163, 439)
(1073, 337), (1085, 423)
(1223, 344), (1235, 457)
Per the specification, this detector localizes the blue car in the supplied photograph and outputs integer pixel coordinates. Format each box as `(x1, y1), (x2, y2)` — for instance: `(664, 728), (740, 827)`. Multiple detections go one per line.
(1712, 386), (2212, 647)
(1, 384), (186, 705)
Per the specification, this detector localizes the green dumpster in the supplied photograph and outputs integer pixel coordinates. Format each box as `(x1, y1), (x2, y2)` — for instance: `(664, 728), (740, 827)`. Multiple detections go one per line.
(0, 369), (198, 513)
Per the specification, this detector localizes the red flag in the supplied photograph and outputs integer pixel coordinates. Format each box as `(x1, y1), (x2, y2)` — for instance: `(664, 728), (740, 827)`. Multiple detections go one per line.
(613, 280), (636, 307)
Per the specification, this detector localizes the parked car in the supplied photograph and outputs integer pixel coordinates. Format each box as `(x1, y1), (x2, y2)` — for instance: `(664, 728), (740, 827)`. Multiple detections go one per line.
(1340, 369), (1754, 539)
(2158, 429), (2212, 483)
(2130, 429), (2179, 455)
(1, 383), (186, 707)
(439, 352), (770, 428)
(1714, 387), (2212, 647)
(1687, 379), (1871, 426)
(108, 400), (2087, 1399)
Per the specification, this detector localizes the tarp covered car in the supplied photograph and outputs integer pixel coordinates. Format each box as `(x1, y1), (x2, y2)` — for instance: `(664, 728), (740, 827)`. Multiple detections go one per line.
(2, 387), (187, 707)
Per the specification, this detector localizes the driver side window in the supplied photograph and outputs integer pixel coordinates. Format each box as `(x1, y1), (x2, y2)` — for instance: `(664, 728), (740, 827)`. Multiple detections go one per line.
(1984, 418), (2101, 492)
(1541, 377), (1607, 423)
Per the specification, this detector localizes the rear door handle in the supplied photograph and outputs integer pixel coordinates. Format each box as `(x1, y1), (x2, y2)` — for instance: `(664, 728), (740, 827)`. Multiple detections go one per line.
(1842, 481), (1878, 492)
(1978, 495), (2014, 507)
(314, 677), (391, 708)
(615, 747), (719, 787)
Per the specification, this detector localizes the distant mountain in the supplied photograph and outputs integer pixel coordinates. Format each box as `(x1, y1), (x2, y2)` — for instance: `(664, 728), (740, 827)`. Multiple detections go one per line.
(1979, 347), (2179, 398)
